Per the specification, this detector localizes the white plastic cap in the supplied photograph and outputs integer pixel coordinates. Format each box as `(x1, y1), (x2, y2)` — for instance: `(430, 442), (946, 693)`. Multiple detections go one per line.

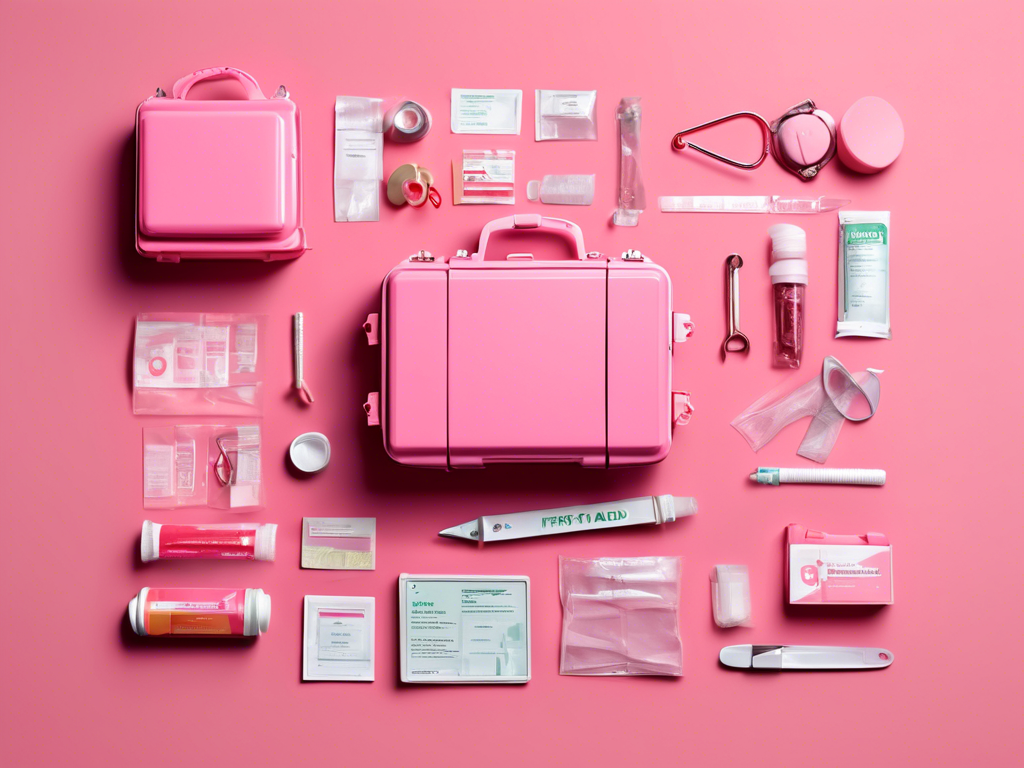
(289, 432), (331, 473)
(254, 524), (277, 562)
(244, 589), (271, 636)
(768, 223), (806, 259)
(140, 520), (161, 562)
(769, 259), (808, 285)
(527, 180), (540, 201)
(656, 495), (698, 522)
(128, 587), (148, 636)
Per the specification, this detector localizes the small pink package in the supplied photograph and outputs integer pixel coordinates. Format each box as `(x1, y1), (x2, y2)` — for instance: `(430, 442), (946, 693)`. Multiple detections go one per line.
(787, 524), (893, 605)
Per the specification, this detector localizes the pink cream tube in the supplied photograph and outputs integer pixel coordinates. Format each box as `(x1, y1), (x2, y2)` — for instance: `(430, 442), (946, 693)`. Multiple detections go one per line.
(128, 587), (271, 637)
(141, 521), (276, 562)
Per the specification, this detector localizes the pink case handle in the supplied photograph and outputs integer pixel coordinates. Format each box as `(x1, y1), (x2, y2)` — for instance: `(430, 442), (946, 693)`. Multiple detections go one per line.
(172, 67), (266, 100)
(473, 214), (587, 260)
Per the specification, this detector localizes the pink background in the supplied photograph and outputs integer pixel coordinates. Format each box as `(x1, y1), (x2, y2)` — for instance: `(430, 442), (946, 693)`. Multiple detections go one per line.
(2, 1), (1022, 765)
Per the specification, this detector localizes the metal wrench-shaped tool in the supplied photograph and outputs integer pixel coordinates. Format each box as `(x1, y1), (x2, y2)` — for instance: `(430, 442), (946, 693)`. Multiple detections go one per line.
(723, 254), (750, 358)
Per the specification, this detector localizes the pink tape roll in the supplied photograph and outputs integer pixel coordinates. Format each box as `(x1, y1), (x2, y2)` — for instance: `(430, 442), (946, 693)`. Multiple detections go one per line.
(837, 97), (904, 174)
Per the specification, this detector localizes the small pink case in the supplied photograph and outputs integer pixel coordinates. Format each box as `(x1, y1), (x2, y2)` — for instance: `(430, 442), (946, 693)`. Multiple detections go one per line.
(362, 215), (694, 468)
(787, 524), (893, 605)
(136, 67), (306, 261)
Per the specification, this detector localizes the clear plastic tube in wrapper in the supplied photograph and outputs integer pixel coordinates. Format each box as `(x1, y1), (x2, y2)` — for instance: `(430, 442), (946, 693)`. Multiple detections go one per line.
(334, 96), (383, 222)
(731, 356), (881, 463)
(559, 556), (683, 676)
(133, 313), (265, 416)
(613, 97), (646, 226)
(143, 424), (263, 509)
(140, 521), (276, 562)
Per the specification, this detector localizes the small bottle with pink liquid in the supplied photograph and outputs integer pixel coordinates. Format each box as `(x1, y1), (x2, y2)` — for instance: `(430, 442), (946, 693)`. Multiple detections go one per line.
(128, 587), (271, 637)
(767, 224), (808, 368)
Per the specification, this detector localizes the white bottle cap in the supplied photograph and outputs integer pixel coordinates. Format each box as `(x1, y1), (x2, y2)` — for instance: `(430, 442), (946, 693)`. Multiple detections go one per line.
(128, 587), (149, 636)
(767, 223), (806, 258)
(244, 589), (271, 636)
(527, 180), (540, 201)
(289, 432), (331, 473)
(254, 524), (277, 562)
(140, 520), (161, 562)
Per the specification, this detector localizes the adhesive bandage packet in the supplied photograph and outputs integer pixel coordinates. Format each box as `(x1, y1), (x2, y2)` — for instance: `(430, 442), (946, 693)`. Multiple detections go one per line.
(535, 90), (597, 140)
(301, 518), (375, 570)
(453, 149), (515, 204)
(303, 595), (374, 681)
(787, 524), (893, 605)
(451, 89), (522, 134)
(400, 574), (531, 683)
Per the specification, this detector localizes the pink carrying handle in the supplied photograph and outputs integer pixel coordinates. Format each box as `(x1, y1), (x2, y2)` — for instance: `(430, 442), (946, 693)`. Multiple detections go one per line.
(473, 215), (587, 260)
(172, 67), (266, 100)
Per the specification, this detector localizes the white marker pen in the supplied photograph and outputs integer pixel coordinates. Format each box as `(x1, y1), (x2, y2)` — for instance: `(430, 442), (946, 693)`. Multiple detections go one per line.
(750, 468), (886, 486)
(439, 495), (697, 543)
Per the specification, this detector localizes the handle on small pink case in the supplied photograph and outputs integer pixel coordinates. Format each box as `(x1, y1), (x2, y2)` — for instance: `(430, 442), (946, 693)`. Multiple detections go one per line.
(172, 67), (266, 100)
(474, 214), (587, 260)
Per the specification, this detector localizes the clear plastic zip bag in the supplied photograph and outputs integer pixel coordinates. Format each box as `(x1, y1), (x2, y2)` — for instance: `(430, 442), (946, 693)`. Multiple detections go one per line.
(143, 423), (263, 510)
(559, 556), (683, 676)
(133, 313), (265, 416)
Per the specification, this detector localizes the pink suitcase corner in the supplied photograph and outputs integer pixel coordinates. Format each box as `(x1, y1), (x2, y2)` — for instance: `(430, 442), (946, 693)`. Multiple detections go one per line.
(135, 67), (307, 262)
(362, 215), (694, 469)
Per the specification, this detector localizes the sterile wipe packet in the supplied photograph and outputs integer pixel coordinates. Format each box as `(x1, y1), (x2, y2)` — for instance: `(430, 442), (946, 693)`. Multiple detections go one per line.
(535, 90), (597, 140)
(301, 518), (376, 570)
(133, 313), (265, 416)
(334, 96), (383, 222)
(303, 596), (374, 681)
(451, 89), (522, 134)
(143, 423), (263, 510)
(559, 556), (683, 676)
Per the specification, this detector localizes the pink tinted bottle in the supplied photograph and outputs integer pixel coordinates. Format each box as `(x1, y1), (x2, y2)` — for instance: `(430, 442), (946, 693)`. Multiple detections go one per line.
(128, 587), (271, 637)
(140, 521), (276, 562)
(767, 224), (808, 368)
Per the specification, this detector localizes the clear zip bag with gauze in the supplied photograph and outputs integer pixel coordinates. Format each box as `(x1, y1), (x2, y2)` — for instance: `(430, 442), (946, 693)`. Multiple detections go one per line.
(559, 556), (683, 676)
(143, 423), (263, 510)
(731, 356), (881, 462)
(133, 313), (265, 416)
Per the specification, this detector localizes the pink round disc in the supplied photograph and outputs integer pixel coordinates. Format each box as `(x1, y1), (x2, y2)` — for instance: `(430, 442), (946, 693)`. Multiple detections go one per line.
(775, 113), (833, 166)
(837, 96), (904, 174)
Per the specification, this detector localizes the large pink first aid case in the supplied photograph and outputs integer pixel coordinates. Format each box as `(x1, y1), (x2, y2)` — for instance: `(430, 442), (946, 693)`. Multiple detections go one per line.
(362, 215), (695, 469)
(135, 67), (306, 261)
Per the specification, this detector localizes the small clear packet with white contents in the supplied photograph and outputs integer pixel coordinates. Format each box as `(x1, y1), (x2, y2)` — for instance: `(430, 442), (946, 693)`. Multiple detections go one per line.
(535, 90), (597, 140)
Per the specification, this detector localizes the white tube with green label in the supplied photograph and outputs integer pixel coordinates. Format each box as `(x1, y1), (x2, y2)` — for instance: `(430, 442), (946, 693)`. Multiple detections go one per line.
(837, 211), (891, 339)
(439, 495), (697, 543)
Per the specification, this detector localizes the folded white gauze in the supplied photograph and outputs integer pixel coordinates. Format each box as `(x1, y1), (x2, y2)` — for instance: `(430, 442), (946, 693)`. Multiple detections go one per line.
(334, 96), (383, 222)
(731, 356), (881, 463)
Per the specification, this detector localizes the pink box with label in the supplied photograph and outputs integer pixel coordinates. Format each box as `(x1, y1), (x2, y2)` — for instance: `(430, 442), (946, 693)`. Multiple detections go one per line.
(787, 524), (893, 605)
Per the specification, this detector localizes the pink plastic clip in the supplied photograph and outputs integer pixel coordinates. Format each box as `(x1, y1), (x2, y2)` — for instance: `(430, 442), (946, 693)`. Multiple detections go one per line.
(673, 313), (694, 343)
(363, 313), (379, 346)
(364, 393), (380, 426)
(672, 391), (694, 426)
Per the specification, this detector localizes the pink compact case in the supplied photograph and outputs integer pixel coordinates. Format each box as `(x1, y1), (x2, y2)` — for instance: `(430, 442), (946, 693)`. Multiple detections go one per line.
(136, 67), (306, 261)
(362, 215), (694, 468)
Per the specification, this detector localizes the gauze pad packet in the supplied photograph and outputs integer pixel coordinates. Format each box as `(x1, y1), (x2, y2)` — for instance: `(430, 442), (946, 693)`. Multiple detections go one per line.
(787, 525), (893, 605)
(303, 595), (374, 681)
(535, 90), (597, 140)
(301, 518), (375, 570)
(451, 89), (522, 134)
(838, 211), (891, 338)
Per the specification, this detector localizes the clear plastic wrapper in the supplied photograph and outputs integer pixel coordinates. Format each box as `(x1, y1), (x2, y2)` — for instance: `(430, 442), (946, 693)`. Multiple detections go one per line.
(334, 96), (384, 222)
(526, 174), (595, 205)
(453, 149), (515, 204)
(133, 313), (264, 416)
(143, 423), (263, 509)
(559, 556), (683, 676)
(535, 90), (597, 140)
(731, 356), (881, 463)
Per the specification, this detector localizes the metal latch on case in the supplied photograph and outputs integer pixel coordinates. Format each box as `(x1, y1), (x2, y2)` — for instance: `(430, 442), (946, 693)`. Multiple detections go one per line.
(673, 313), (694, 343)
(673, 391), (694, 426)
(364, 393), (380, 426)
(363, 313), (379, 345)
(622, 249), (644, 261)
